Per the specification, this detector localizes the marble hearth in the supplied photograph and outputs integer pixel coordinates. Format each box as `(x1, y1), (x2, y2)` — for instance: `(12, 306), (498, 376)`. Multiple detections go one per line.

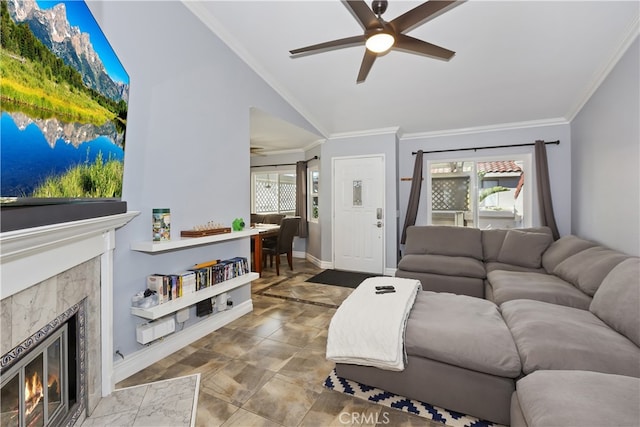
(0, 212), (138, 423)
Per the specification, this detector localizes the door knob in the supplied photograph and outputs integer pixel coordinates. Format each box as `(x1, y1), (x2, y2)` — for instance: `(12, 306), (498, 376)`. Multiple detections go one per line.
(375, 221), (383, 228)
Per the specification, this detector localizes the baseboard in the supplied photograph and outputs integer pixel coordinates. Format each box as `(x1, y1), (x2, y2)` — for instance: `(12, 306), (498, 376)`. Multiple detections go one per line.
(292, 250), (306, 259)
(305, 253), (333, 269)
(112, 300), (252, 385)
(305, 252), (392, 274)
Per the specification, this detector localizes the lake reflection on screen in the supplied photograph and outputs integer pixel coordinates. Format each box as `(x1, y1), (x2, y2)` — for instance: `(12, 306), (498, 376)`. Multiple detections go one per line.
(1, 112), (124, 197)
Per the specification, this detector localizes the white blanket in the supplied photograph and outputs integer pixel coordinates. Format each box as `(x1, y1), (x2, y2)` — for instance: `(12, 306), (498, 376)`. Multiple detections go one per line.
(326, 277), (422, 371)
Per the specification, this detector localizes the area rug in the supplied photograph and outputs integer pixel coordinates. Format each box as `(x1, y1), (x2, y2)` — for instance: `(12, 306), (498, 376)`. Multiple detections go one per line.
(306, 269), (380, 288)
(324, 369), (503, 427)
(83, 374), (200, 426)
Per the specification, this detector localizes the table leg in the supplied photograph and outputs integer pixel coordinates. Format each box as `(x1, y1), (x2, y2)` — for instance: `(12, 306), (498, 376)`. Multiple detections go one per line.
(253, 234), (263, 277)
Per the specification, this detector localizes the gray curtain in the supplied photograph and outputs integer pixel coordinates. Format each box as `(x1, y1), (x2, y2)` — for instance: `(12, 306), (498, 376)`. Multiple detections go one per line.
(295, 160), (308, 237)
(401, 150), (424, 244)
(535, 140), (560, 240)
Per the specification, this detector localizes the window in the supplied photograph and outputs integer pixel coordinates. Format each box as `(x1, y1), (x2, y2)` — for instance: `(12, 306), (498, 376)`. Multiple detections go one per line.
(308, 167), (319, 222)
(251, 171), (296, 215)
(427, 156), (531, 229)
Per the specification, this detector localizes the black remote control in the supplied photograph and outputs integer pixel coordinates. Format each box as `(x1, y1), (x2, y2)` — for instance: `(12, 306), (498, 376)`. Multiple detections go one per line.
(375, 285), (395, 291)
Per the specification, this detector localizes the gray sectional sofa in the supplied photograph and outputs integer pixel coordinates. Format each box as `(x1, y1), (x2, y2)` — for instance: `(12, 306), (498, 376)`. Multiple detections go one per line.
(336, 226), (640, 426)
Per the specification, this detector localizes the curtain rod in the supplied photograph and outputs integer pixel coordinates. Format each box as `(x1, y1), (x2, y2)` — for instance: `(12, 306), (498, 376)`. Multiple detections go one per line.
(411, 140), (560, 155)
(251, 155), (319, 168)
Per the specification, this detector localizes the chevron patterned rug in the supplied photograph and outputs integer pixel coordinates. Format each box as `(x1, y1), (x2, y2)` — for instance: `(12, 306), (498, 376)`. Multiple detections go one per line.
(324, 369), (503, 427)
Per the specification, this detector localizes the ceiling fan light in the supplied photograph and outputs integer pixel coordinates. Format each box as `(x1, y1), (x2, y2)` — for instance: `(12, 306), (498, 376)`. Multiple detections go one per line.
(365, 32), (395, 53)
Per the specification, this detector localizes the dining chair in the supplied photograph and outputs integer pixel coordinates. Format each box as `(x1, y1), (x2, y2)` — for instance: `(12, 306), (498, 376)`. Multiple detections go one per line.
(260, 214), (286, 248)
(250, 213), (265, 225)
(263, 214), (285, 225)
(262, 217), (300, 275)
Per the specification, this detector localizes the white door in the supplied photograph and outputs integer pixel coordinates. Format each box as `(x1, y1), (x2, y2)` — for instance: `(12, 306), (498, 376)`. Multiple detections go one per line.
(333, 155), (385, 274)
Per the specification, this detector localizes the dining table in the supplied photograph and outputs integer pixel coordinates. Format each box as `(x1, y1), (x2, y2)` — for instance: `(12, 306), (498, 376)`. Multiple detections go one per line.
(251, 223), (280, 277)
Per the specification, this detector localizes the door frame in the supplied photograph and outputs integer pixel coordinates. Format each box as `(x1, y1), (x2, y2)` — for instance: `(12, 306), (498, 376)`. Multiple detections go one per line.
(331, 154), (386, 274)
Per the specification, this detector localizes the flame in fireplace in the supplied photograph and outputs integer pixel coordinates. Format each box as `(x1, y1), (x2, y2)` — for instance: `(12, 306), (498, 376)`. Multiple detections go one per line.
(48, 373), (60, 395)
(24, 371), (61, 416)
(25, 372), (44, 416)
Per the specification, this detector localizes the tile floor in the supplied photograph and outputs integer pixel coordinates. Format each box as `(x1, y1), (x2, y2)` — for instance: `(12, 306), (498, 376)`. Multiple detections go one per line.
(114, 259), (438, 426)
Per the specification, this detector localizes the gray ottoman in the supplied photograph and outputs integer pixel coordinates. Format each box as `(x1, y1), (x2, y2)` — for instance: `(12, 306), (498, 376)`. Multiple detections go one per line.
(336, 291), (521, 425)
(511, 370), (640, 427)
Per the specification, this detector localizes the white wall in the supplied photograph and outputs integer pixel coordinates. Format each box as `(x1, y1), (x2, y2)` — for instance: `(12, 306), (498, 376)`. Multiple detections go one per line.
(571, 37), (640, 256)
(87, 1), (323, 360)
(398, 124), (572, 243)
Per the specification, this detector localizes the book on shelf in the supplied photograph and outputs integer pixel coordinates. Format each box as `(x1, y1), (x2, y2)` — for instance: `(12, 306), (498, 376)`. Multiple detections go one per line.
(176, 271), (196, 295)
(168, 274), (179, 300)
(228, 256), (249, 276)
(137, 256), (250, 310)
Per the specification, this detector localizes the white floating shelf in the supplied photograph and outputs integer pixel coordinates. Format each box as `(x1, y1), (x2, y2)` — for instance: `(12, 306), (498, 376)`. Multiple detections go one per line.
(130, 272), (258, 320)
(130, 229), (258, 253)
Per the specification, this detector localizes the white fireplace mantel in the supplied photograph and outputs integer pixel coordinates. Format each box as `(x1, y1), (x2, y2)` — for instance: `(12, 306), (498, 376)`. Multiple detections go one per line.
(1, 211), (138, 298)
(1, 211), (139, 397)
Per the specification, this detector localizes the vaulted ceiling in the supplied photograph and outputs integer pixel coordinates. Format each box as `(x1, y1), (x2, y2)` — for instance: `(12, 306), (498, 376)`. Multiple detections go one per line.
(184, 1), (639, 154)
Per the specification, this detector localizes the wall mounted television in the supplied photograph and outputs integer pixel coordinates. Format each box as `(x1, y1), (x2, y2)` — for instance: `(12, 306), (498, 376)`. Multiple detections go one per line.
(1, 0), (129, 231)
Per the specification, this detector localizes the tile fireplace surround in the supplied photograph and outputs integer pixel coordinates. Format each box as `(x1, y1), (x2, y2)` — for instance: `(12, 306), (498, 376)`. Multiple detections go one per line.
(0, 212), (138, 424)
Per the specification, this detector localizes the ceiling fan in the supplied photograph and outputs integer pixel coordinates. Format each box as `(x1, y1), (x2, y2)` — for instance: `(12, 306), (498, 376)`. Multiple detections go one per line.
(290, 0), (463, 83)
(250, 145), (267, 156)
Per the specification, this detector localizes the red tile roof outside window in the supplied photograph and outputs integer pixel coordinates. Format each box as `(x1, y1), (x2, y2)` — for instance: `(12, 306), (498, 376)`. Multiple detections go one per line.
(477, 161), (522, 174)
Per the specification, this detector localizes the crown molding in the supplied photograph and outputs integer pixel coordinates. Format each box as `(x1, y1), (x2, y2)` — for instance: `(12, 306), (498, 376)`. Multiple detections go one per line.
(330, 127), (400, 140)
(249, 138), (325, 158)
(304, 138), (325, 151)
(182, 1), (329, 139)
(399, 118), (569, 141)
(252, 147), (306, 157)
(565, 17), (639, 122)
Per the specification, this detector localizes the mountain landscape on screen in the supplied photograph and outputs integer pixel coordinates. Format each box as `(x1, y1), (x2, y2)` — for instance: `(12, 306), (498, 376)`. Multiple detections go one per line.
(1, 0), (129, 202)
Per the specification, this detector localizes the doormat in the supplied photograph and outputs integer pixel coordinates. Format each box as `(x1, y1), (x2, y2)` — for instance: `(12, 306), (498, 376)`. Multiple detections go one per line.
(324, 369), (503, 427)
(306, 269), (381, 288)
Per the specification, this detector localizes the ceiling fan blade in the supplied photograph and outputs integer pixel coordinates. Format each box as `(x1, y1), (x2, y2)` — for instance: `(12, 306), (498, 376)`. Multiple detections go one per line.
(390, 0), (463, 33)
(394, 34), (455, 60)
(357, 50), (377, 83)
(343, 0), (380, 30)
(290, 35), (365, 56)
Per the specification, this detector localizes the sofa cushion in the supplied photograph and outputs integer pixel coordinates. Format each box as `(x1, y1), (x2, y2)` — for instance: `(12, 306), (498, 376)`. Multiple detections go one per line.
(501, 299), (640, 377)
(485, 261), (546, 274)
(515, 370), (640, 427)
(482, 227), (551, 262)
(541, 235), (598, 273)
(553, 246), (629, 296)
(406, 292), (521, 377)
(590, 258), (640, 347)
(404, 226), (483, 260)
(481, 229), (510, 262)
(397, 254), (486, 278)
(488, 270), (592, 309)
(497, 230), (552, 269)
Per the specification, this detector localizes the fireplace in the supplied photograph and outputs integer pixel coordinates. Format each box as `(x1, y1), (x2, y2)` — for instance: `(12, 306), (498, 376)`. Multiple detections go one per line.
(1, 302), (86, 427)
(0, 211), (138, 426)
